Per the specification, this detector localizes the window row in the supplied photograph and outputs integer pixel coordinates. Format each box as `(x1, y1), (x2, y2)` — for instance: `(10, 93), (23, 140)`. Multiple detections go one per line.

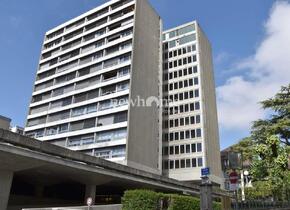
(32, 71), (129, 105)
(163, 66), (198, 81)
(165, 101), (200, 116)
(163, 157), (203, 170)
(44, 16), (133, 61)
(45, 1), (133, 43)
(164, 128), (202, 141)
(40, 35), (132, 71)
(26, 111), (128, 134)
(29, 94), (128, 125)
(163, 44), (196, 60)
(40, 28), (133, 72)
(164, 33), (196, 49)
(163, 142), (202, 156)
(67, 128), (127, 147)
(167, 89), (199, 102)
(163, 24), (195, 41)
(166, 77), (198, 92)
(35, 61), (129, 93)
(166, 114), (201, 129)
(165, 55), (197, 70)
(94, 145), (126, 159)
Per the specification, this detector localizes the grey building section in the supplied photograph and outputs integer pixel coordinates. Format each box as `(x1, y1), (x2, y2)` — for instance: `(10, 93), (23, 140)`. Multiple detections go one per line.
(0, 115), (11, 130)
(24, 0), (162, 174)
(126, 0), (162, 173)
(196, 25), (222, 183)
(161, 21), (222, 184)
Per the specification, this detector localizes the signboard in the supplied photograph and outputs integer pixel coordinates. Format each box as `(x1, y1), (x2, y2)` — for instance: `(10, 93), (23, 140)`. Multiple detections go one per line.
(229, 171), (239, 184)
(86, 197), (93, 206)
(229, 170), (239, 191)
(201, 167), (210, 176)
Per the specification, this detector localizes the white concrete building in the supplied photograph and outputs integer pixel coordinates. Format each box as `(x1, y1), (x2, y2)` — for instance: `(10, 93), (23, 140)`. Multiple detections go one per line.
(24, 0), (162, 174)
(162, 21), (222, 184)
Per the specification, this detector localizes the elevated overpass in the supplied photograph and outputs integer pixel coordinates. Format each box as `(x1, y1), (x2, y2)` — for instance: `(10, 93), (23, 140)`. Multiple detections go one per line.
(0, 129), (229, 210)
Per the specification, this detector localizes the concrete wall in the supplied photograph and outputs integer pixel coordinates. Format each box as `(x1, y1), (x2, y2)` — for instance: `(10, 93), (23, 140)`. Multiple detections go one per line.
(196, 25), (223, 184)
(126, 0), (162, 174)
(0, 170), (13, 210)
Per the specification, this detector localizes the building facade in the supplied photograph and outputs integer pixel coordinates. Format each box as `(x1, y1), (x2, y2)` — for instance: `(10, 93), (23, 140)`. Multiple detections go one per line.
(24, 0), (162, 174)
(162, 21), (222, 184)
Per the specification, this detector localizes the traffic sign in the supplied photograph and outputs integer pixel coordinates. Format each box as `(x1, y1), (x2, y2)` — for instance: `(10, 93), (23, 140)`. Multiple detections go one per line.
(229, 171), (239, 184)
(201, 167), (210, 176)
(86, 197), (93, 206)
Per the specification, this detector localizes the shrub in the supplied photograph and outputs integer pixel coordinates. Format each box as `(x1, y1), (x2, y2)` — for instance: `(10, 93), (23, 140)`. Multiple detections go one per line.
(168, 194), (199, 210)
(122, 189), (161, 210)
(122, 189), (222, 210)
(213, 201), (222, 210)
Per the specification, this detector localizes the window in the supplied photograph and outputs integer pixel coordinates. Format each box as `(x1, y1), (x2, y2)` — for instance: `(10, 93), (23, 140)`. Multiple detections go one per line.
(169, 146), (174, 155)
(196, 128), (202, 137)
(195, 102), (200, 110)
(169, 160), (174, 169)
(97, 113), (114, 125)
(191, 144), (196, 153)
(180, 131), (184, 140)
(47, 110), (70, 122)
(186, 144), (190, 153)
(179, 34), (196, 45)
(178, 24), (195, 35)
(70, 118), (96, 131)
(30, 104), (49, 115)
(175, 146), (179, 154)
(46, 126), (58, 136)
(190, 116), (195, 124)
(195, 89), (199, 97)
(198, 158), (203, 167)
(59, 124), (69, 133)
(196, 115), (201, 124)
(72, 106), (86, 117)
(192, 158), (197, 167)
(197, 143), (202, 152)
(181, 159), (185, 168)
(186, 159), (191, 168)
(180, 145), (184, 154)
(114, 112), (127, 123)
(52, 85), (74, 97)
(174, 132), (179, 140)
(55, 72), (76, 85)
(175, 160), (179, 169)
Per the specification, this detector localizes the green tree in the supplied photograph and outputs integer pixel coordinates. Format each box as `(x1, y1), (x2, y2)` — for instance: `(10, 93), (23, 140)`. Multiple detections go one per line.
(252, 84), (290, 146)
(230, 137), (255, 163)
(250, 84), (290, 201)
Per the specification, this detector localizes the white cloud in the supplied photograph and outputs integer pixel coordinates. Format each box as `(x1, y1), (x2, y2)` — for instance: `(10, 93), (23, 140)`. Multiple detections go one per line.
(217, 1), (290, 131)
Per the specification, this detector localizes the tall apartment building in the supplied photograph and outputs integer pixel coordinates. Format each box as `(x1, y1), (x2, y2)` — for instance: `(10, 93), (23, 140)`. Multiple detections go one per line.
(24, 0), (162, 174)
(162, 21), (222, 184)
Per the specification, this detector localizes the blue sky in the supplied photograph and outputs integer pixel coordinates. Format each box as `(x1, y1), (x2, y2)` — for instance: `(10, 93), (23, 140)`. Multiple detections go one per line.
(1, 0), (288, 149)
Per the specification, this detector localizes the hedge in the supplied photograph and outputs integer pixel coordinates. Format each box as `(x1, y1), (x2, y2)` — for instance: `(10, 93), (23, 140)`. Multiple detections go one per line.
(122, 189), (222, 210)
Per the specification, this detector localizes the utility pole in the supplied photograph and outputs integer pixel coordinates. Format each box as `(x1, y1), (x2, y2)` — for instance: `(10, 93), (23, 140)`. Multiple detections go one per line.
(240, 152), (245, 202)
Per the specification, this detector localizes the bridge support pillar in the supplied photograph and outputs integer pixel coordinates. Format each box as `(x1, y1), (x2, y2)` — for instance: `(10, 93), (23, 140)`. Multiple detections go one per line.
(200, 177), (213, 210)
(85, 184), (96, 205)
(0, 170), (13, 210)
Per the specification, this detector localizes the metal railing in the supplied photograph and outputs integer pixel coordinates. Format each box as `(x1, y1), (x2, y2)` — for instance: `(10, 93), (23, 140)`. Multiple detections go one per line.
(23, 204), (122, 210)
(232, 201), (290, 210)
